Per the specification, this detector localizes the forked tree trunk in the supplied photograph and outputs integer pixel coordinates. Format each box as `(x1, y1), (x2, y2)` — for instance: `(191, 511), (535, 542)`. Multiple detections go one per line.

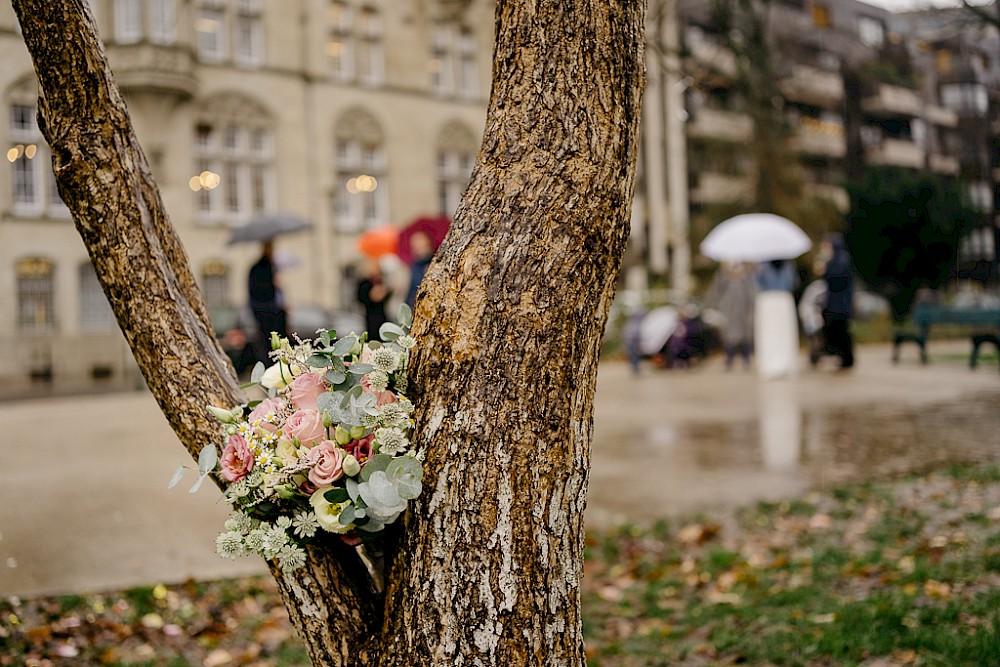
(13, 1), (645, 665)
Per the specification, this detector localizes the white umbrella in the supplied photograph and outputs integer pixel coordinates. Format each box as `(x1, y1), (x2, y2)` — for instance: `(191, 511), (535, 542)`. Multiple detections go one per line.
(638, 306), (679, 356)
(700, 213), (812, 262)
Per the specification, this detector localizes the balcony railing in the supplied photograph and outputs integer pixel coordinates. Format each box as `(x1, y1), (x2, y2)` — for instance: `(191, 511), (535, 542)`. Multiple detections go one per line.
(778, 64), (843, 107)
(105, 43), (198, 99)
(689, 172), (752, 205)
(792, 119), (846, 158)
(803, 183), (849, 212)
(928, 154), (960, 176)
(864, 138), (924, 169)
(926, 105), (958, 128)
(861, 83), (922, 118)
(686, 108), (753, 143)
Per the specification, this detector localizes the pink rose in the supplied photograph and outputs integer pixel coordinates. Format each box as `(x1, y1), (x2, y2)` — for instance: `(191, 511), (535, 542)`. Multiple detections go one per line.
(247, 397), (284, 434)
(220, 435), (254, 483)
(307, 440), (345, 486)
(285, 409), (326, 447)
(343, 434), (374, 465)
(289, 372), (327, 411)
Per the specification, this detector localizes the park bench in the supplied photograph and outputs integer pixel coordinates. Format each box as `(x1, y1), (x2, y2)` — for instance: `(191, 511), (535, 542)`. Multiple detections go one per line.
(892, 304), (1000, 370)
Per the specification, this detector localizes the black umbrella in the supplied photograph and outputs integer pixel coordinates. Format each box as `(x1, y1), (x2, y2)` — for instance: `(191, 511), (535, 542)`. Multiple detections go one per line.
(227, 212), (313, 245)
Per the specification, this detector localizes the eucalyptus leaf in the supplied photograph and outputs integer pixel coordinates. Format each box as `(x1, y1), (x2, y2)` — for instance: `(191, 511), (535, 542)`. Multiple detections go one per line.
(167, 463), (186, 490)
(319, 330), (332, 347)
(339, 504), (357, 526)
(306, 354), (329, 368)
(250, 361), (266, 383)
(324, 487), (350, 504)
(347, 363), (373, 375)
(325, 370), (346, 385)
(346, 477), (360, 502)
(198, 445), (218, 475)
(357, 516), (388, 532)
(331, 335), (357, 357)
(379, 322), (405, 341)
(189, 472), (208, 494)
(397, 303), (412, 329)
(357, 471), (406, 515)
(360, 454), (392, 481)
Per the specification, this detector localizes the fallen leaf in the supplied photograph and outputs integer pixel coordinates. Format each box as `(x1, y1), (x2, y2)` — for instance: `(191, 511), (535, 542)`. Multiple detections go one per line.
(204, 648), (233, 667)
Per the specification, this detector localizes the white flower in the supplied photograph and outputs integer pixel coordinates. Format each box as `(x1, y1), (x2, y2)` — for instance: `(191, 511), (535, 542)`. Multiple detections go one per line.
(371, 347), (401, 373)
(292, 511), (319, 538)
(215, 531), (244, 558)
(244, 528), (267, 554)
(375, 427), (408, 456)
(260, 362), (299, 390)
(277, 543), (307, 571)
(262, 525), (289, 558)
(375, 402), (411, 429)
(366, 370), (389, 393)
(224, 511), (252, 533)
(275, 516), (292, 530)
(309, 487), (355, 534)
(397, 335), (416, 350)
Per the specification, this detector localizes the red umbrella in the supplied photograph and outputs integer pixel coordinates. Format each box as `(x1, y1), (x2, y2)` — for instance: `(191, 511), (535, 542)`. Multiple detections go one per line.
(357, 225), (399, 258)
(396, 215), (451, 265)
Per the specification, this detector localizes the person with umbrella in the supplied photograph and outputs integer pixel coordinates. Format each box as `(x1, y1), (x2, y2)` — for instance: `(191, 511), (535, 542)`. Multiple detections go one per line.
(248, 239), (287, 364)
(229, 213), (312, 364)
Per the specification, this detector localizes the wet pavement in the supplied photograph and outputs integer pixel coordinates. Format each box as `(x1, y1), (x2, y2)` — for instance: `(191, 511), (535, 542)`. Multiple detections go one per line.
(1, 341), (998, 597)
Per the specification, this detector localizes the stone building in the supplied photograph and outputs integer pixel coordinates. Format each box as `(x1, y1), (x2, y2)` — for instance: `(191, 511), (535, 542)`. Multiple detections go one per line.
(0, 0), (492, 384)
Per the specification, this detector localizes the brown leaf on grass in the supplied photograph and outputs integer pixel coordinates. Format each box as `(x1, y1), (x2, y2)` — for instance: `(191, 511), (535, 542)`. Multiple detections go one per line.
(677, 522), (721, 545)
(809, 513), (833, 530)
(203, 648), (234, 667)
(924, 580), (952, 599)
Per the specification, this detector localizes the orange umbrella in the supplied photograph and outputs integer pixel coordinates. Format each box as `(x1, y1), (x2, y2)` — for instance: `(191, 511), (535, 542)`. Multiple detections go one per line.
(357, 225), (399, 258)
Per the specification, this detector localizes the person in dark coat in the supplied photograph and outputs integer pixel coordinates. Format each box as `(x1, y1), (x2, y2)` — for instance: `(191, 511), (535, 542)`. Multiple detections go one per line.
(405, 231), (434, 310)
(819, 234), (855, 368)
(248, 240), (288, 364)
(357, 258), (391, 340)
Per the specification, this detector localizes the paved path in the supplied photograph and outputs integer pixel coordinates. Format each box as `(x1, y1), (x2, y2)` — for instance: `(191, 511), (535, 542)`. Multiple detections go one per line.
(1, 342), (997, 597)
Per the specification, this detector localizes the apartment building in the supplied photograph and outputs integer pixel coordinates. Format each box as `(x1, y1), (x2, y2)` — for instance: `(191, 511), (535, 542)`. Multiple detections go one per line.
(0, 0), (492, 384)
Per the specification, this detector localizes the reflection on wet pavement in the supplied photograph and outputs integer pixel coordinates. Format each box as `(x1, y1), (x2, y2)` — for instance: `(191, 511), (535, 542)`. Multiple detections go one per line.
(588, 365), (1000, 529)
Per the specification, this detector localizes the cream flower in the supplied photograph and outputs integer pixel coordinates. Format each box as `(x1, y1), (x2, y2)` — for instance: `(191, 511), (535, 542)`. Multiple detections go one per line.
(260, 362), (300, 390)
(309, 487), (355, 533)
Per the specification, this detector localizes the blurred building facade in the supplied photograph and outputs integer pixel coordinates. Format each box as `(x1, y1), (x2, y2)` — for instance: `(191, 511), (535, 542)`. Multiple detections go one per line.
(1, 0), (999, 385)
(636, 0), (999, 292)
(0, 0), (491, 384)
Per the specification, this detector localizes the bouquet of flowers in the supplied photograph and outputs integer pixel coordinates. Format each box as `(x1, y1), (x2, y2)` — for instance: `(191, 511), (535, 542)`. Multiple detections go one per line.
(174, 309), (422, 581)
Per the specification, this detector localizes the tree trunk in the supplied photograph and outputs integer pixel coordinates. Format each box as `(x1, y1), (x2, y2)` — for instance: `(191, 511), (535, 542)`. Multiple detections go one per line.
(13, 0), (645, 664)
(381, 1), (645, 664)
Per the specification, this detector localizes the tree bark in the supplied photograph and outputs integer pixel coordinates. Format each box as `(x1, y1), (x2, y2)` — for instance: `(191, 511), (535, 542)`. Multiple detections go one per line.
(13, 0), (645, 665)
(382, 1), (645, 665)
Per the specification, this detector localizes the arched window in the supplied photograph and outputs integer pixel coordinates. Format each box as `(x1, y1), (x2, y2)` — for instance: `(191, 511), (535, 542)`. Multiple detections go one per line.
(78, 262), (116, 333)
(333, 108), (388, 232)
(16, 257), (55, 333)
(5, 78), (69, 219)
(436, 121), (477, 216)
(190, 94), (274, 224)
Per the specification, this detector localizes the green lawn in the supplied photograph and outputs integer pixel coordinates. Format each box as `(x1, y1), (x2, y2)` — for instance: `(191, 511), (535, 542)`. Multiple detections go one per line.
(5, 464), (1000, 666)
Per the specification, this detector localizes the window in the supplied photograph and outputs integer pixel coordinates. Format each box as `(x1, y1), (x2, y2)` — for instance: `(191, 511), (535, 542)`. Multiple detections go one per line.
(196, 0), (263, 67)
(149, 0), (177, 44)
(202, 260), (231, 310)
(326, 2), (383, 86)
(857, 16), (884, 48)
(7, 103), (69, 218)
(114, 0), (143, 43)
(78, 263), (116, 333)
(940, 83), (989, 115)
(16, 258), (55, 333)
(113, 0), (176, 44)
(333, 109), (388, 232)
(429, 24), (483, 97)
(191, 109), (274, 223)
(811, 3), (830, 29)
(436, 121), (478, 217)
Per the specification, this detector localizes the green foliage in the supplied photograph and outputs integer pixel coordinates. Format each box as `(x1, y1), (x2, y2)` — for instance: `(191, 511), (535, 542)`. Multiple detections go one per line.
(846, 167), (979, 321)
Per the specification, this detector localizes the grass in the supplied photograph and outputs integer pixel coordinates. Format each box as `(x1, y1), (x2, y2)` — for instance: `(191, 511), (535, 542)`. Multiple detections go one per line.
(5, 464), (1000, 666)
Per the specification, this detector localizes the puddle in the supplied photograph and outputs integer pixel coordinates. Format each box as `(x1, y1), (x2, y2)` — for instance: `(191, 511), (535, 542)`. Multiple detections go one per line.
(587, 389), (1000, 528)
